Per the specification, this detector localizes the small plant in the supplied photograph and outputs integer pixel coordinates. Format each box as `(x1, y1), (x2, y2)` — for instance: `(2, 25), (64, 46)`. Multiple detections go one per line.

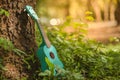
(85, 11), (95, 21)
(0, 8), (9, 17)
(0, 37), (26, 56)
(0, 38), (14, 51)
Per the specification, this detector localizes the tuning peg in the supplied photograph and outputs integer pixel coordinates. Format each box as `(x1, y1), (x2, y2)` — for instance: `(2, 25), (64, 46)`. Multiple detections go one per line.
(24, 9), (26, 12)
(27, 14), (30, 17)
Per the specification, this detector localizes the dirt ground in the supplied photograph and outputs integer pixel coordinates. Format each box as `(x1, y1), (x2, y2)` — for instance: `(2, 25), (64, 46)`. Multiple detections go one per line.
(87, 25), (120, 43)
(64, 21), (120, 43)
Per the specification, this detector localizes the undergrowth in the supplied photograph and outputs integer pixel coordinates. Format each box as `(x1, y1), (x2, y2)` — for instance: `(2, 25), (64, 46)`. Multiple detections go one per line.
(0, 17), (120, 80)
(35, 17), (120, 80)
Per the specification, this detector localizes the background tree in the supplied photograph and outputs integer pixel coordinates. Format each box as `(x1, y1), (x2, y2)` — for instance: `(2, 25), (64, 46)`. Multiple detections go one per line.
(115, 0), (120, 25)
(110, 0), (117, 21)
(0, 0), (37, 79)
(36, 0), (119, 22)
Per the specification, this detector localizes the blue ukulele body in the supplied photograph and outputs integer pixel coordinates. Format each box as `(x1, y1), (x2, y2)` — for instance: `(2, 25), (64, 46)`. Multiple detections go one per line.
(25, 5), (64, 75)
(37, 45), (63, 72)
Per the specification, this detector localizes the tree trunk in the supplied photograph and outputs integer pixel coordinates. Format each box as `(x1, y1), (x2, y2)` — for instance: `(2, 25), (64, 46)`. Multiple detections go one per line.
(103, 2), (109, 21)
(0, 0), (38, 79)
(110, 3), (116, 21)
(115, 0), (120, 25)
(91, 0), (102, 21)
(69, 0), (79, 18)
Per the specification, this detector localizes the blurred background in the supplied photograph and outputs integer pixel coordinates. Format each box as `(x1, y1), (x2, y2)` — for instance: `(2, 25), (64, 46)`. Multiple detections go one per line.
(36, 0), (120, 43)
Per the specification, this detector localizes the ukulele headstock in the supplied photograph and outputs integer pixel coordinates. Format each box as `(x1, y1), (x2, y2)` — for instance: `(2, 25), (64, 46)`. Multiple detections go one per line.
(24, 5), (38, 20)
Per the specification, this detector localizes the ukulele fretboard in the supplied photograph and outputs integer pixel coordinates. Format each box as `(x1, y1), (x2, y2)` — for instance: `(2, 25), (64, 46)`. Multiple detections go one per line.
(36, 19), (51, 48)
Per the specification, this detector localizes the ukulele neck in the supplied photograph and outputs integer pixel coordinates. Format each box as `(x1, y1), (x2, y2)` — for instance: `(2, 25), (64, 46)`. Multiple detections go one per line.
(36, 19), (51, 48)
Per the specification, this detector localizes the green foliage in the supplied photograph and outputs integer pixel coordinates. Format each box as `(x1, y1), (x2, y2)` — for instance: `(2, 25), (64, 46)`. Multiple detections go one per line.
(34, 17), (120, 79)
(0, 37), (33, 72)
(45, 18), (120, 79)
(13, 48), (27, 57)
(0, 37), (39, 79)
(85, 11), (95, 21)
(0, 37), (26, 56)
(0, 16), (120, 79)
(0, 8), (9, 17)
(45, 57), (54, 75)
(109, 37), (119, 43)
(0, 38), (14, 51)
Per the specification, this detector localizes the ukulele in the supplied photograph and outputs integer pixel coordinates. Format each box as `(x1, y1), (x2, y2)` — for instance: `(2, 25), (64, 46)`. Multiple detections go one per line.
(24, 5), (64, 75)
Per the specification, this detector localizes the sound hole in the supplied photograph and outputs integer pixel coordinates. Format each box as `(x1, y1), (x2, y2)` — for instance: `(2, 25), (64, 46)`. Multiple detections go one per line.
(50, 52), (55, 59)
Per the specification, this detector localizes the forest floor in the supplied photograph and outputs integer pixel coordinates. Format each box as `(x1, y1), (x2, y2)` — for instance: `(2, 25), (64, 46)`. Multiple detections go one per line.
(87, 21), (120, 43)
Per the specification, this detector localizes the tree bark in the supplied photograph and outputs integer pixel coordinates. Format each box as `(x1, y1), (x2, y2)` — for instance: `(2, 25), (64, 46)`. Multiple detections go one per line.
(110, 3), (116, 21)
(103, 1), (109, 21)
(115, 0), (120, 25)
(90, 0), (102, 21)
(0, 0), (37, 79)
